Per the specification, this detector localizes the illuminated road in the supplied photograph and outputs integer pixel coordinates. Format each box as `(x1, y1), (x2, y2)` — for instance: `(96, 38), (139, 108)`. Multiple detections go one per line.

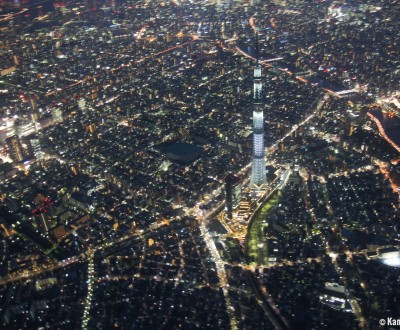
(82, 248), (95, 330)
(0, 8), (28, 23)
(267, 94), (328, 154)
(198, 221), (238, 330)
(368, 112), (400, 154)
(0, 255), (81, 287)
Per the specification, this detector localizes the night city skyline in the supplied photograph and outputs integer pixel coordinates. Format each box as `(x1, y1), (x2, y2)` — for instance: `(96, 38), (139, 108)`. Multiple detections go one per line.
(0, 0), (399, 329)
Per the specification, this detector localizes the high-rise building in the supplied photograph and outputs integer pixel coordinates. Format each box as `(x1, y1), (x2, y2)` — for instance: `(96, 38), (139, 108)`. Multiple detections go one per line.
(5, 135), (26, 163)
(28, 134), (45, 161)
(250, 33), (266, 187)
(51, 107), (63, 123)
(225, 174), (242, 219)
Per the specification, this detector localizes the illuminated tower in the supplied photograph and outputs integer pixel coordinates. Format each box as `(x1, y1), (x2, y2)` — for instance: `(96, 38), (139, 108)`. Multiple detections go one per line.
(250, 33), (266, 187)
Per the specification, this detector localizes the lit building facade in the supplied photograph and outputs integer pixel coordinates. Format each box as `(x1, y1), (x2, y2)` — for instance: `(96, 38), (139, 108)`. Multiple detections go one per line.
(29, 135), (45, 161)
(51, 107), (63, 123)
(225, 174), (242, 219)
(6, 135), (25, 163)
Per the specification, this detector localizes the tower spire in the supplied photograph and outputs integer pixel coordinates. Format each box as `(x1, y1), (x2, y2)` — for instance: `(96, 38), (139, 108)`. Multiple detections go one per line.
(254, 29), (259, 63)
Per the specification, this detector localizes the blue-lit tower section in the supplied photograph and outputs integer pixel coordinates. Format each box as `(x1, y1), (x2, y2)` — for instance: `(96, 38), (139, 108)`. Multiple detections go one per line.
(250, 39), (266, 187)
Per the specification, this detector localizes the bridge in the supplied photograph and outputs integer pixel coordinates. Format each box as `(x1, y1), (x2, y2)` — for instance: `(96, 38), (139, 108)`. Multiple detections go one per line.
(261, 57), (284, 63)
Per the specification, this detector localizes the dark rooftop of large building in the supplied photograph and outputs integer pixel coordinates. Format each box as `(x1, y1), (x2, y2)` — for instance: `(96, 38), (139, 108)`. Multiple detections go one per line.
(164, 142), (202, 164)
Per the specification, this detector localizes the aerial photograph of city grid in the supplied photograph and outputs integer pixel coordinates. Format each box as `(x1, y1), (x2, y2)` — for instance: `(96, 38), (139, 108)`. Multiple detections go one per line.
(0, 0), (399, 329)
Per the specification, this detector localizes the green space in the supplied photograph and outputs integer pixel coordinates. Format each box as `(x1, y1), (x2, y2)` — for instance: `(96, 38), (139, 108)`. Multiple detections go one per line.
(245, 191), (281, 266)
